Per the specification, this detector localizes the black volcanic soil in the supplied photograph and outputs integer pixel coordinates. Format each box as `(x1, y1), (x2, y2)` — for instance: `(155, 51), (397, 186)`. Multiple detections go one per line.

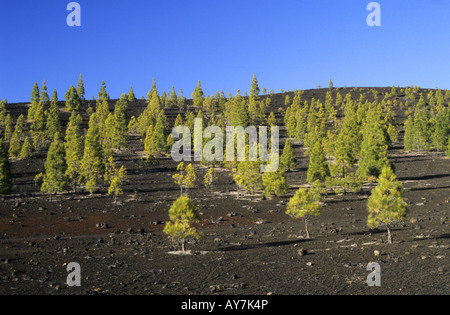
(0, 87), (449, 295)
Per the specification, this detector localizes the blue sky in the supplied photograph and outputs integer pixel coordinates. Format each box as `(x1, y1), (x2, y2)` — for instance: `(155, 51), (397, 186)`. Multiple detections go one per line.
(1, 0), (450, 103)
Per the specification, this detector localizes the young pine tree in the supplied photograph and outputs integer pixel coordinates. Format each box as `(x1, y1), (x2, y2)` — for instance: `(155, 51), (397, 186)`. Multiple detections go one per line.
(105, 157), (127, 203)
(262, 170), (289, 198)
(367, 166), (408, 244)
(172, 162), (197, 195)
(286, 184), (323, 239)
(163, 195), (202, 252)
(41, 133), (70, 200)
(0, 138), (12, 194)
(233, 161), (263, 195)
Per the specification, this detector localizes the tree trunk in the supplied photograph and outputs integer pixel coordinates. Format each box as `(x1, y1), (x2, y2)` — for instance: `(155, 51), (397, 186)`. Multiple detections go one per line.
(181, 240), (186, 252)
(386, 223), (393, 244)
(305, 218), (310, 239)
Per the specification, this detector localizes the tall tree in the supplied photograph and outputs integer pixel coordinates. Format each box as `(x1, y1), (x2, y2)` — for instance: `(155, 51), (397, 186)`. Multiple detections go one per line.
(77, 74), (85, 101)
(280, 139), (296, 171)
(41, 133), (70, 200)
(81, 113), (105, 193)
(65, 111), (84, 191)
(46, 89), (62, 139)
(307, 137), (330, 183)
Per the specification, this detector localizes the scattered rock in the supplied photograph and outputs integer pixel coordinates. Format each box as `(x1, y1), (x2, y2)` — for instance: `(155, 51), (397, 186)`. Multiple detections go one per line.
(374, 250), (381, 256)
(298, 249), (308, 256)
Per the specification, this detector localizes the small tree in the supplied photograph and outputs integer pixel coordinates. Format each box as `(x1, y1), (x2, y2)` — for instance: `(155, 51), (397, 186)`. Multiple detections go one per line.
(367, 166), (408, 244)
(204, 167), (216, 188)
(105, 157), (127, 203)
(262, 170), (289, 198)
(163, 195), (202, 252)
(173, 162), (197, 195)
(233, 161), (263, 195)
(286, 184), (322, 239)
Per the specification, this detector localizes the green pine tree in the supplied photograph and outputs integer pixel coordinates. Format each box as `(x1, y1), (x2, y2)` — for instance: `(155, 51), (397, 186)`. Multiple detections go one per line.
(0, 138), (12, 194)
(41, 133), (70, 200)
(286, 184), (323, 239)
(19, 136), (33, 159)
(280, 139), (296, 171)
(307, 138), (330, 183)
(46, 89), (62, 139)
(65, 111), (84, 191)
(77, 74), (85, 101)
(193, 80), (205, 108)
(128, 86), (136, 102)
(65, 85), (81, 111)
(163, 195), (202, 252)
(81, 113), (105, 193)
(367, 166), (408, 244)
(262, 170), (289, 198)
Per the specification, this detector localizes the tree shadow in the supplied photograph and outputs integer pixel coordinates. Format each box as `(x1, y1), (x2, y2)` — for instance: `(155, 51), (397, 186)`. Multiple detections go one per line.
(398, 174), (450, 181)
(220, 239), (310, 252)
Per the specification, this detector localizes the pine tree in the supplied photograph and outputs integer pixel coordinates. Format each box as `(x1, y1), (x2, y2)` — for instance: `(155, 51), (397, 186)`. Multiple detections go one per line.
(403, 115), (415, 151)
(367, 166), (408, 244)
(105, 157), (127, 203)
(357, 104), (391, 178)
(193, 80), (205, 108)
(146, 78), (158, 102)
(144, 125), (155, 157)
(172, 162), (197, 195)
(41, 133), (69, 200)
(81, 113), (105, 193)
(0, 138), (12, 194)
(307, 137), (330, 183)
(32, 100), (46, 132)
(113, 95), (129, 150)
(266, 112), (277, 126)
(46, 89), (62, 139)
(286, 185), (322, 239)
(163, 195), (202, 252)
(65, 85), (81, 111)
(30, 82), (40, 104)
(40, 80), (49, 105)
(77, 74), (85, 101)
(169, 86), (177, 107)
(262, 170), (289, 198)
(3, 114), (13, 141)
(204, 167), (216, 188)
(65, 111), (84, 191)
(233, 161), (262, 195)
(280, 139), (296, 171)
(9, 115), (26, 158)
(98, 81), (110, 102)
(19, 136), (33, 159)
(128, 86), (136, 102)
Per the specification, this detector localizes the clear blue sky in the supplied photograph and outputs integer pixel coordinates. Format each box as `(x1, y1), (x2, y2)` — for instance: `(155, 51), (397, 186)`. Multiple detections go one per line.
(1, 0), (450, 103)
